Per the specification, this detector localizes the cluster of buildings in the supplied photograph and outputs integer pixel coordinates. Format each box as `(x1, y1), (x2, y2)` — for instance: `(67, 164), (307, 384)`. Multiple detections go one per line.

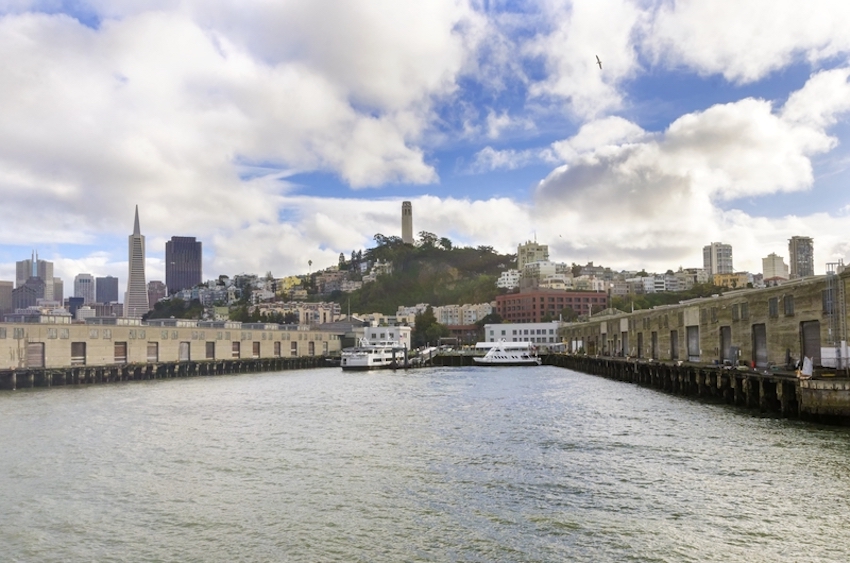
(1, 207), (204, 322)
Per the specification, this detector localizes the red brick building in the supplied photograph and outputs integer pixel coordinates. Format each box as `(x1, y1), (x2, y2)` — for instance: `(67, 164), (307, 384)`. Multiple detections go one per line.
(495, 289), (608, 323)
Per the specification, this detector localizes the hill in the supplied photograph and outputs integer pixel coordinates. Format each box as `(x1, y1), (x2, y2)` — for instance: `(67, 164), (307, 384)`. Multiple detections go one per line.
(324, 234), (515, 314)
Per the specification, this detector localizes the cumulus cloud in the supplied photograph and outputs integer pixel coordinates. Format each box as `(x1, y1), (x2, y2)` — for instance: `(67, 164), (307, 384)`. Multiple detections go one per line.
(645, 0), (850, 83)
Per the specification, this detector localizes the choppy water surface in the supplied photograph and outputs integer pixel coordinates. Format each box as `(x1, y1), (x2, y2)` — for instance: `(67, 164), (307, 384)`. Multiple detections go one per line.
(2, 366), (850, 562)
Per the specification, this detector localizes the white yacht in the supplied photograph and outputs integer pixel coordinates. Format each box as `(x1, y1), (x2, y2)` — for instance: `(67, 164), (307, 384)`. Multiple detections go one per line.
(341, 338), (406, 371)
(473, 340), (542, 367)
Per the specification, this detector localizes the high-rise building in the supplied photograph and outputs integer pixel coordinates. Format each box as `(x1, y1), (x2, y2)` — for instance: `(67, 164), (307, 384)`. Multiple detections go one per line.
(762, 253), (789, 284)
(96, 275), (119, 304)
(517, 240), (549, 271)
(74, 273), (96, 304)
(0, 281), (13, 314)
(124, 205), (148, 318)
(148, 280), (167, 309)
(703, 242), (733, 275)
(401, 201), (414, 244)
(53, 277), (63, 303)
(165, 236), (202, 294)
(15, 251), (54, 300)
(789, 236), (814, 279)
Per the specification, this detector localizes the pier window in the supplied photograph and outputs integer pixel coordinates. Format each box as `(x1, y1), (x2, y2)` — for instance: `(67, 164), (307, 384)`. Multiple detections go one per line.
(114, 342), (127, 364)
(290, 342), (298, 356)
(205, 342), (215, 359)
(741, 303), (749, 320)
(274, 342), (281, 357)
(231, 342), (240, 358)
(252, 342), (260, 358)
(71, 342), (86, 366)
(179, 342), (190, 362)
(732, 304), (740, 321)
(308, 341), (315, 356)
(768, 297), (779, 318)
(784, 295), (795, 316)
(147, 343), (159, 362)
(0, 328), (5, 339)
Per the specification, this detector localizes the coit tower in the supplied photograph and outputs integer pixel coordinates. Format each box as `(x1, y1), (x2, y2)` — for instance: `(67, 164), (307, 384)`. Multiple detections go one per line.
(401, 201), (413, 244)
(124, 205), (149, 318)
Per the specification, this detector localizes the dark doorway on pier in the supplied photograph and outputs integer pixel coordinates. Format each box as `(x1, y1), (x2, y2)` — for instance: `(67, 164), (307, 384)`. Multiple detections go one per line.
(752, 324), (768, 369)
(670, 330), (679, 360)
(801, 320), (821, 366)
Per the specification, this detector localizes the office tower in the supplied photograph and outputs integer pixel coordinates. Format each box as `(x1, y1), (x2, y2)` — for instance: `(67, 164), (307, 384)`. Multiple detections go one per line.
(12, 277), (45, 310)
(74, 273), (96, 304)
(96, 275), (119, 304)
(165, 236), (202, 294)
(703, 242), (734, 275)
(789, 236), (814, 279)
(517, 240), (550, 271)
(15, 251), (54, 300)
(0, 281), (12, 314)
(147, 280), (167, 309)
(401, 201), (414, 244)
(53, 278), (63, 303)
(762, 253), (789, 283)
(124, 205), (148, 318)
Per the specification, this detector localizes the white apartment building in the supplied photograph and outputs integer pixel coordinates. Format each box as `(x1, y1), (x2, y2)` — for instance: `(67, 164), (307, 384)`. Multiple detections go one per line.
(496, 269), (521, 289)
(703, 242), (734, 274)
(432, 302), (493, 325)
(763, 252), (789, 281)
(517, 241), (549, 270)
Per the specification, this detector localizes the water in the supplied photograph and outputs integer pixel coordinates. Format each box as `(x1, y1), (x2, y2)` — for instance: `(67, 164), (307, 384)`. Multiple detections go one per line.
(2, 366), (850, 562)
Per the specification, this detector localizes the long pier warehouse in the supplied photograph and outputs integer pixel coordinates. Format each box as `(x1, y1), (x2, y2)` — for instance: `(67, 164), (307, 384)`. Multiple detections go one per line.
(557, 267), (850, 420)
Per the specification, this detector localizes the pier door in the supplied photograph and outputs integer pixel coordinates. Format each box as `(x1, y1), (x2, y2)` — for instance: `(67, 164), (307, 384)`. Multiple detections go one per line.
(26, 342), (44, 368)
(686, 326), (700, 362)
(720, 326), (733, 364)
(670, 330), (679, 360)
(651, 332), (658, 360)
(636, 333), (643, 358)
(752, 324), (768, 368)
(801, 320), (821, 366)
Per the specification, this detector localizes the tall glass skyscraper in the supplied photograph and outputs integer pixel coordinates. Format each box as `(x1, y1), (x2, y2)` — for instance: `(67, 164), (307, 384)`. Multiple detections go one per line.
(124, 206), (148, 318)
(165, 236), (202, 294)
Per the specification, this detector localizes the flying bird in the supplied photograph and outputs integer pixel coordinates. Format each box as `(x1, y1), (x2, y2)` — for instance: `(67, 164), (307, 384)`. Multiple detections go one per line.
(596, 55), (602, 69)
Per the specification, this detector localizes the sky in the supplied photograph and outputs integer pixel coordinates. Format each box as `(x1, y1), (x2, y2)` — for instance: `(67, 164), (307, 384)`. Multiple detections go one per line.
(2, 0), (850, 293)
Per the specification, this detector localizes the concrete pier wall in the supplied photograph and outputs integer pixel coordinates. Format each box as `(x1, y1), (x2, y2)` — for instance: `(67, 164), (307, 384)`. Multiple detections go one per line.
(547, 355), (850, 422)
(0, 355), (328, 391)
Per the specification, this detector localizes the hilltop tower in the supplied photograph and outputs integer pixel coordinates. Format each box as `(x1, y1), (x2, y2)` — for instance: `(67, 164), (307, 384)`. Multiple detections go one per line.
(124, 205), (149, 318)
(401, 201), (413, 244)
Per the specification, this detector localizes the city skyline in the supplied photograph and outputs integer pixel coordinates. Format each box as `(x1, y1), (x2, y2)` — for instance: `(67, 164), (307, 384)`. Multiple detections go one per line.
(1, 2), (850, 284)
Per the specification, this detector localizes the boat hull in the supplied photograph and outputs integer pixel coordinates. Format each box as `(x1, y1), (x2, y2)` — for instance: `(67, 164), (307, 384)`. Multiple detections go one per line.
(473, 359), (541, 367)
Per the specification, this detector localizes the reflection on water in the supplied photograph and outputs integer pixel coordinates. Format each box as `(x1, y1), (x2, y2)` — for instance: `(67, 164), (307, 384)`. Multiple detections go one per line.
(2, 366), (849, 562)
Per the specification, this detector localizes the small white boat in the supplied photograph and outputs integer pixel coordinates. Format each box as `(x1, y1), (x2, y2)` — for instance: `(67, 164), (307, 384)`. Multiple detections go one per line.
(341, 338), (406, 371)
(473, 340), (542, 367)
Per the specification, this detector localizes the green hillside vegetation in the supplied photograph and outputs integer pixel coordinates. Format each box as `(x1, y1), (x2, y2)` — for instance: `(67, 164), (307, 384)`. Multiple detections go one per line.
(328, 233), (515, 314)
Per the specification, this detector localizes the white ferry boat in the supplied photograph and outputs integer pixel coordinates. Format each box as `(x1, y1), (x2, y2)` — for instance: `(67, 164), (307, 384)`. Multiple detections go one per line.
(340, 338), (406, 371)
(473, 340), (542, 367)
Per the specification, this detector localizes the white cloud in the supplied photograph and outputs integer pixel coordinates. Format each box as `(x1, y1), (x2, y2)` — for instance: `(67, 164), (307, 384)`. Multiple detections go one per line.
(469, 146), (555, 173)
(645, 0), (850, 83)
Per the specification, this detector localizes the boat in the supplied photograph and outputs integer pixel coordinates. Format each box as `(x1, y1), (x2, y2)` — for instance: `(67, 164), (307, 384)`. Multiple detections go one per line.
(473, 340), (542, 367)
(340, 338), (407, 371)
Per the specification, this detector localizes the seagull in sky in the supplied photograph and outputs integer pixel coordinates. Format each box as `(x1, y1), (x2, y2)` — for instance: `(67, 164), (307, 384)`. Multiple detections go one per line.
(596, 55), (602, 69)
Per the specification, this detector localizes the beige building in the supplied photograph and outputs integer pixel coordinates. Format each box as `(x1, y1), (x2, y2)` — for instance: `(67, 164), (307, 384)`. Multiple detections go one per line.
(517, 241), (549, 271)
(0, 320), (342, 370)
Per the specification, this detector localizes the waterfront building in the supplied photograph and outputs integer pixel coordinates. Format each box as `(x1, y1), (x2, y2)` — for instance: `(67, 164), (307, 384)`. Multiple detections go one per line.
(496, 289), (607, 323)
(124, 206), (149, 319)
(789, 236), (814, 279)
(484, 321), (561, 346)
(16, 252), (54, 301)
(147, 280), (167, 309)
(763, 253), (789, 285)
(401, 201), (414, 244)
(74, 273), (96, 304)
(96, 276), (119, 304)
(517, 241), (549, 271)
(703, 242), (734, 275)
(165, 236), (203, 294)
